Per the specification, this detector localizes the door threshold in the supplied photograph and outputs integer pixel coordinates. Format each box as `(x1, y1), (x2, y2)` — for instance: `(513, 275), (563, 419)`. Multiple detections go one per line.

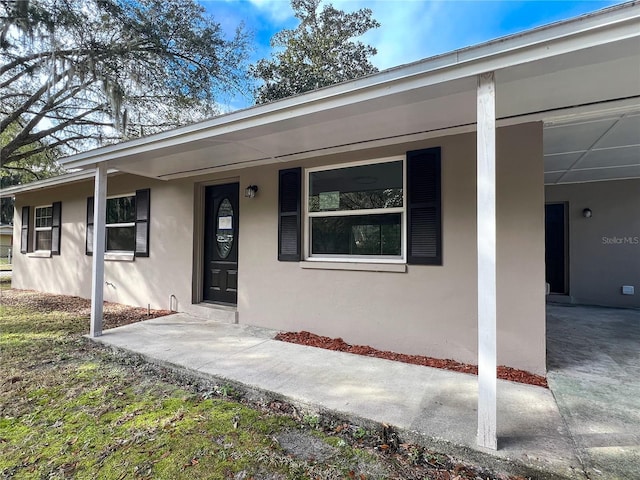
(200, 301), (237, 310)
(184, 303), (238, 323)
(547, 294), (572, 305)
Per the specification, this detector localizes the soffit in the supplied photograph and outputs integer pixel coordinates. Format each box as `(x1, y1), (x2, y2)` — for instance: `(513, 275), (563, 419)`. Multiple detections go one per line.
(54, 5), (639, 183)
(112, 36), (639, 181)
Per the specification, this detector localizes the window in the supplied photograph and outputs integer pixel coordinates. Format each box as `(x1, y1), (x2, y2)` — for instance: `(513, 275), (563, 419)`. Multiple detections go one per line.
(106, 194), (136, 252)
(278, 147), (441, 265)
(306, 157), (405, 261)
(34, 205), (53, 251)
(21, 202), (61, 256)
(86, 189), (150, 257)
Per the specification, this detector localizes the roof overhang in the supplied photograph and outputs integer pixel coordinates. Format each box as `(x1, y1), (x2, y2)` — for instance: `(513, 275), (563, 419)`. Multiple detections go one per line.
(45, 2), (637, 185)
(0, 169), (119, 198)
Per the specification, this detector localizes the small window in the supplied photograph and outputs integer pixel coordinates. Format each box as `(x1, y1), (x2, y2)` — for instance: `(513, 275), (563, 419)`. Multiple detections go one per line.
(106, 195), (136, 252)
(34, 205), (53, 251)
(306, 157), (405, 261)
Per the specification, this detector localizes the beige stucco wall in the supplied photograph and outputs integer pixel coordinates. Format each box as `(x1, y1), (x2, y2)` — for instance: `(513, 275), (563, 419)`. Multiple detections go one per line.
(545, 179), (640, 308)
(12, 175), (195, 311)
(12, 122), (546, 374)
(236, 122), (546, 374)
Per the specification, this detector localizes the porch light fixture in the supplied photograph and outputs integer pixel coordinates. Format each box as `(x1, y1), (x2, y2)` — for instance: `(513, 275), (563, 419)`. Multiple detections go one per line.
(245, 185), (259, 198)
(583, 208), (593, 218)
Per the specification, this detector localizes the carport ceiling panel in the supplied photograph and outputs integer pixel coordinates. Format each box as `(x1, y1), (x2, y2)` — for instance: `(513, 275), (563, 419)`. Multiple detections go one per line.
(593, 113), (640, 149)
(560, 164), (640, 183)
(544, 118), (618, 155)
(544, 172), (565, 184)
(579, 145), (640, 169)
(544, 152), (584, 172)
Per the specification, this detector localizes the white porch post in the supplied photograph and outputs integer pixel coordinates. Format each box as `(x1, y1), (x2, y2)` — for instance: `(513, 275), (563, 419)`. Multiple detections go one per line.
(477, 71), (497, 450)
(90, 164), (107, 337)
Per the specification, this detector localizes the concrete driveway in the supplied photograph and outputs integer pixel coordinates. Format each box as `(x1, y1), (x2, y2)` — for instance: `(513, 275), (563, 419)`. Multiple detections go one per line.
(546, 304), (640, 479)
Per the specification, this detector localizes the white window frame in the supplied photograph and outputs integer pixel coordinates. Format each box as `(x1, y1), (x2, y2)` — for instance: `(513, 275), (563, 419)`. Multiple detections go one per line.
(33, 204), (53, 252)
(105, 193), (135, 253)
(304, 156), (407, 264)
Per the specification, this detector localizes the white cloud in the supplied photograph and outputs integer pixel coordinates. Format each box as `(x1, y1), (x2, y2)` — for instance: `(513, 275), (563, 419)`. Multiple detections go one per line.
(214, 0), (446, 70)
(246, 0), (295, 22)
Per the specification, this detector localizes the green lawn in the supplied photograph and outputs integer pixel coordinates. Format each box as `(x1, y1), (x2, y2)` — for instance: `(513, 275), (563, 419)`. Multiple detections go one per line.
(0, 297), (438, 480)
(0, 303), (384, 479)
(0, 293), (517, 480)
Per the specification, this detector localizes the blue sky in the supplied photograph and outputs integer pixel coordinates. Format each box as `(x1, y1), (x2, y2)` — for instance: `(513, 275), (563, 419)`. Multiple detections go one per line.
(199, 0), (624, 108)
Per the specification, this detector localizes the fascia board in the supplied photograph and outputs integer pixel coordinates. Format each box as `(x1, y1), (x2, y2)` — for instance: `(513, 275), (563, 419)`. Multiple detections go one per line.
(0, 169), (120, 198)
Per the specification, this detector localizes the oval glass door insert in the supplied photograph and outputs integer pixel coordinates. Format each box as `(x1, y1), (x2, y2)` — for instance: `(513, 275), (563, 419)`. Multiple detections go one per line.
(216, 198), (234, 258)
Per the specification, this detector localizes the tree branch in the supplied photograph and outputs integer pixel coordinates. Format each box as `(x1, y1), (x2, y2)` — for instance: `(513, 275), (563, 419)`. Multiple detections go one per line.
(1, 164), (42, 180)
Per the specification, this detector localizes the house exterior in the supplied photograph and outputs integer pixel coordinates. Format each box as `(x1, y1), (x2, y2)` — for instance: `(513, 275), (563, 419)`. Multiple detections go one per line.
(2, 2), (638, 450)
(0, 224), (12, 260)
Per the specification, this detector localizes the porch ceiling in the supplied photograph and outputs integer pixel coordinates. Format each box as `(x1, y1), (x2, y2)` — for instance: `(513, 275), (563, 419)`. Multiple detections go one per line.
(59, 4), (640, 183)
(543, 111), (640, 185)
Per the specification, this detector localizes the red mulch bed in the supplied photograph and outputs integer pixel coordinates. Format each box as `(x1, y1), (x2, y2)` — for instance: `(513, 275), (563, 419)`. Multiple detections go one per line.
(275, 331), (548, 388)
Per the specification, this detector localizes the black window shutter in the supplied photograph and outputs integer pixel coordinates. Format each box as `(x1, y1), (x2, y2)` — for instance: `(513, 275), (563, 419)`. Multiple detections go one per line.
(86, 197), (94, 256)
(51, 201), (62, 255)
(407, 147), (442, 265)
(20, 206), (30, 254)
(278, 168), (301, 261)
(135, 189), (150, 257)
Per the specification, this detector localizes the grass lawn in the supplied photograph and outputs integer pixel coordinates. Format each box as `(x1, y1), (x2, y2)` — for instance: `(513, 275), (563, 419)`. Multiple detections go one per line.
(0, 300), (389, 479)
(0, 291), (520, 480)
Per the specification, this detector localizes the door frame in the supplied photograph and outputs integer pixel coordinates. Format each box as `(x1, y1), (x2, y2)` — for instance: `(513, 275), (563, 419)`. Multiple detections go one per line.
(192, 177), (240, 305)
(544, 201), (570, 295)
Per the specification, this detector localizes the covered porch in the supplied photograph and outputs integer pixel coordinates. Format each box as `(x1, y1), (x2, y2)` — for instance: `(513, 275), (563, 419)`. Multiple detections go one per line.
(59, 3), (640, 452)
(88, 302), (640, 478)
(89, 311), (580, 479)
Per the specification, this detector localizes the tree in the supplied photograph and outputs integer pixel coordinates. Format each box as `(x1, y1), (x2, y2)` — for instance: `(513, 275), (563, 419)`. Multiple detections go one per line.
(251, 0), (379, 104)
(0, 0), (250, 168)
(1, 122), (63, 180)
(0, 122), (65, 225)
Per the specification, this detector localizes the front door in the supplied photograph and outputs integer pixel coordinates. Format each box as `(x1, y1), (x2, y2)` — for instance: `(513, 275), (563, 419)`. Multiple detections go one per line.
(545, 203), (568, 294)
(203, 183), (239, 305)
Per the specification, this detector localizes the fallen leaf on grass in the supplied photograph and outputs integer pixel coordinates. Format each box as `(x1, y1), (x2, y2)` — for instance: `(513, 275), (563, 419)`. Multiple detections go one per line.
(184, 458), (199, 468)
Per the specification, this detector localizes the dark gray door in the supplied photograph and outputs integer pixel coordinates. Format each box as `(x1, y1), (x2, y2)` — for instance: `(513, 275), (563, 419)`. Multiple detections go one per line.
(203, 183), (239, 305)
(545, 203), (568, 294)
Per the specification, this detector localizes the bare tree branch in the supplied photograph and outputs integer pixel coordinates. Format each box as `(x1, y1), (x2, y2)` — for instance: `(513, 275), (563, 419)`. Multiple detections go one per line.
(0, 0), (250, 169)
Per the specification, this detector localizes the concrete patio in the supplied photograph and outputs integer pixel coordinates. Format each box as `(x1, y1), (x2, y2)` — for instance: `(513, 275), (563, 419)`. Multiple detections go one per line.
(88, 304), (640, 479)
(547, 304), (640, 479)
